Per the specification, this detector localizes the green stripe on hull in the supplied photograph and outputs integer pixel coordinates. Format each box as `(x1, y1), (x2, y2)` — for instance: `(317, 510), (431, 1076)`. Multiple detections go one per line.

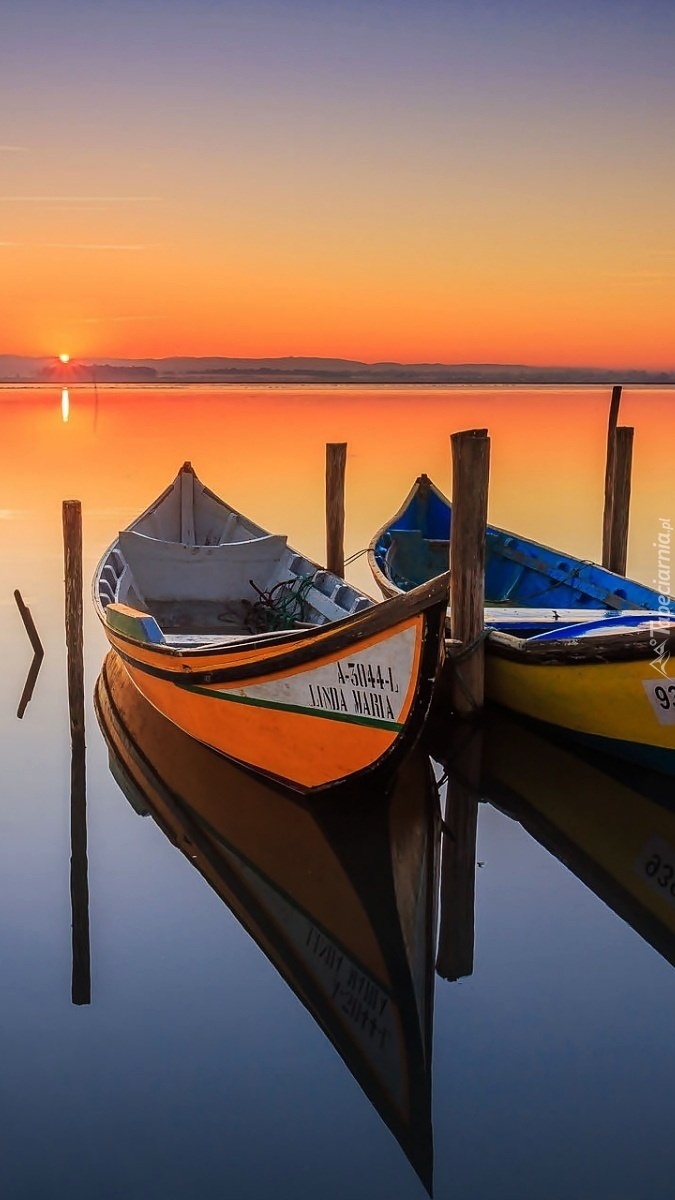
(178, 681), (404, 732)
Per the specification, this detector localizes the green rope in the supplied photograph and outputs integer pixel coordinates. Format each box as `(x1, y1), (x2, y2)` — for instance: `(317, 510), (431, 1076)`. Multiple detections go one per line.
(245, 572), (318, 632)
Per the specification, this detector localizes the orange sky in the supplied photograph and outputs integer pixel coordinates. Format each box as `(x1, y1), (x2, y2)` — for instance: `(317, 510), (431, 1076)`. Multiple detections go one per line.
(2, 2), (674, 367)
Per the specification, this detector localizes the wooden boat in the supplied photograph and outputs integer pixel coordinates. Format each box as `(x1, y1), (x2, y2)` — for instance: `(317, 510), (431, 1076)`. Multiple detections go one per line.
(481, 708), (675, 971)
(93, 462), (448, 794)
(369, 474), (675, 775)
(95, 651), (439, 1193)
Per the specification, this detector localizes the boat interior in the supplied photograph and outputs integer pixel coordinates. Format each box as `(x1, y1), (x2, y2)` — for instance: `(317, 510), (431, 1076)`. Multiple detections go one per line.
(374, 477), (672, 641)
(96, 465), (373, 645)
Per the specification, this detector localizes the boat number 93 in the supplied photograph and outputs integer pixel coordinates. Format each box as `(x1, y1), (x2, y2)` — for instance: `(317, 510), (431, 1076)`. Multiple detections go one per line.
(643, 854), (675, 893)
(635, 835), (675, 910)
(642, 679), (675, 725)
(654, 685), (675, 710)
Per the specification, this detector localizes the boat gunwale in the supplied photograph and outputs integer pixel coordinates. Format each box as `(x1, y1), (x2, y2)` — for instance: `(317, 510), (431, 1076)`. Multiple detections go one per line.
(367, 474), (440, 601)
(103, 573), (449, 685)
(93, 467), (450, 793)
(93, 467), (449, 670)
(370, 473), (675, 667)
(106, 588), (448, 793)
(485, 624), (675, 665)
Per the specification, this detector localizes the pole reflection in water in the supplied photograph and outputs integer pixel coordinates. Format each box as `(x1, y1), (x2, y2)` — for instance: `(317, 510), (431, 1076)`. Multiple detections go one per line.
(434, 725), (481, 984)
(63, 500), (90, 1005)
(95, 652), (440, 1194)
(61, 388), (69, 423)
(14, 589), (44, 719)
(479, 708), (675, 969)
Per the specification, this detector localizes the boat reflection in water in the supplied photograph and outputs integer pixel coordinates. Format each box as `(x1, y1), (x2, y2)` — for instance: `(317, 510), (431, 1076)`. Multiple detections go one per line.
(95, 652), (440, 1193)
(481, 709), (675, 967)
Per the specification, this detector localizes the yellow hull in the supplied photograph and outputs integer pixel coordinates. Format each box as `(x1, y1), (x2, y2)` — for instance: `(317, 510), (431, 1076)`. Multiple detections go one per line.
(486, 652), (675, 772)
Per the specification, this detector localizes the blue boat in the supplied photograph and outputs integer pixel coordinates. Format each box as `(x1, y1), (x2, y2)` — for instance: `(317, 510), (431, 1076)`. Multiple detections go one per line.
(369, 474), (675, 775)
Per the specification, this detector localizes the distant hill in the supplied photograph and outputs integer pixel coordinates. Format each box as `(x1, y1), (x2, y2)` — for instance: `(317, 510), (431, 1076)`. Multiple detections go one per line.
(1, 354), (673, 384)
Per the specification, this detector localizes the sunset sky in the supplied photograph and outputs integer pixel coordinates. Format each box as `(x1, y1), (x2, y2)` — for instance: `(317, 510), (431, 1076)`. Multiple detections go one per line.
(1, 0), (674, 367)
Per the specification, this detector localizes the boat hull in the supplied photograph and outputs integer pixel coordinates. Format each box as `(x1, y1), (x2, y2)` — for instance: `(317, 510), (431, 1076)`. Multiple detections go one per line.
(95, 650), (437, 1189)
(486, 652), (675, 775)
(103, 586), (447, 793)
(93, 464), (448, 794)
(370, 474), (675, 777)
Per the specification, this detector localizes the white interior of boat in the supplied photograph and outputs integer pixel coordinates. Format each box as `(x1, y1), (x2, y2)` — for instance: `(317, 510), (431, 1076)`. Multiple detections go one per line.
(95, 464), (373, 644)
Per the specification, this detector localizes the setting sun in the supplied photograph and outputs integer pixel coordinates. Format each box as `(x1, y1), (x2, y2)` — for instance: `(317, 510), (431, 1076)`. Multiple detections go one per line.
(59, 353), (70, 364)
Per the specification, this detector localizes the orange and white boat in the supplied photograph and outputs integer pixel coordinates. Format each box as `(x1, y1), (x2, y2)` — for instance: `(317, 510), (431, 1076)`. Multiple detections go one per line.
(95, 650), (439, 1191)
(93, 463), (448, 794)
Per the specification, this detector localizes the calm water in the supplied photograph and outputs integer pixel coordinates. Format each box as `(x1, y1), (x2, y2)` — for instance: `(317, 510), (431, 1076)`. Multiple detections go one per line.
(2, 384), (675, 1200)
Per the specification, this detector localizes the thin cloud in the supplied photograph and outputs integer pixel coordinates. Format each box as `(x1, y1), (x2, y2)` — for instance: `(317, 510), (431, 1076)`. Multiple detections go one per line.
(0, 240), (151, 250)
(0, 195), (161, 203)
(41, 206), (122, 212)
(0, 145), (28, 152)
(44, 242), (148, 251)
(80, 314), (167, 323)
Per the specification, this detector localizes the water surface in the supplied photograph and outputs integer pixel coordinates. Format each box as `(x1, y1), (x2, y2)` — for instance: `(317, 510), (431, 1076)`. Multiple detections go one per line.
(2, 384), (675, 1199)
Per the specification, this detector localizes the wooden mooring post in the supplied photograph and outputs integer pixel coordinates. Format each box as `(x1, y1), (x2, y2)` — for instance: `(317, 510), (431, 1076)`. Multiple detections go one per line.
(601, 385), (622, 568)
(448, 429), (490, 716)
(326, 442), (347, 576)
(63, 500), (91, 1006)
(601, 384), (634, 575)
(606, 425), (634, 576)
(435, 726), (481, 982)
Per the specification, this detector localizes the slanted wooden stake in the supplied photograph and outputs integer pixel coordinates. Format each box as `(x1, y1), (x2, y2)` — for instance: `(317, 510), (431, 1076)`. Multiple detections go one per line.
(449, 429), (490, 716)
(14, 589), (44, 659)
(602, 384), (623, 568)
(435, 726), (481, 982)
(14, 589), (45, 719)
(63, 500), (90, 1006)
(326, 442), (347, 577)
(606, 425), (634, 576)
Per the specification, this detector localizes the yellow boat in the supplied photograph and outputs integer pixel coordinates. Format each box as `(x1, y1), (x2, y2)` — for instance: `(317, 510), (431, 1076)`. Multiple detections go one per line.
(370, 474), (675, 776)
(93, 463), (448, 794)
(481, 709), (675, 965)
(95, 651), (439, 1193)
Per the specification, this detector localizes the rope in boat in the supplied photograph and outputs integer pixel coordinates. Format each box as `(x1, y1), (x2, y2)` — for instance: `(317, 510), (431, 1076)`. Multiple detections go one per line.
(243, 572), (318, 632)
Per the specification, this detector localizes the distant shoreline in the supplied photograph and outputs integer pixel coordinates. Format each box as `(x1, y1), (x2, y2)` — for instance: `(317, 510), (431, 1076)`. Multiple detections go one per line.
(1, 354), (673, 385)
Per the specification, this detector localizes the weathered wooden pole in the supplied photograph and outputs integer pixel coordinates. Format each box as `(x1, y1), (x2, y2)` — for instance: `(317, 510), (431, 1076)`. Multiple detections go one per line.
(14, 589), (44, 659)
(63, 500), (90, 1006)
(326, 442), (347, 577)
(606, 425), (634, 576)
(448, 429), (490, 716)
(435, 726), (481, 982)
(602, 384), (623, 568)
